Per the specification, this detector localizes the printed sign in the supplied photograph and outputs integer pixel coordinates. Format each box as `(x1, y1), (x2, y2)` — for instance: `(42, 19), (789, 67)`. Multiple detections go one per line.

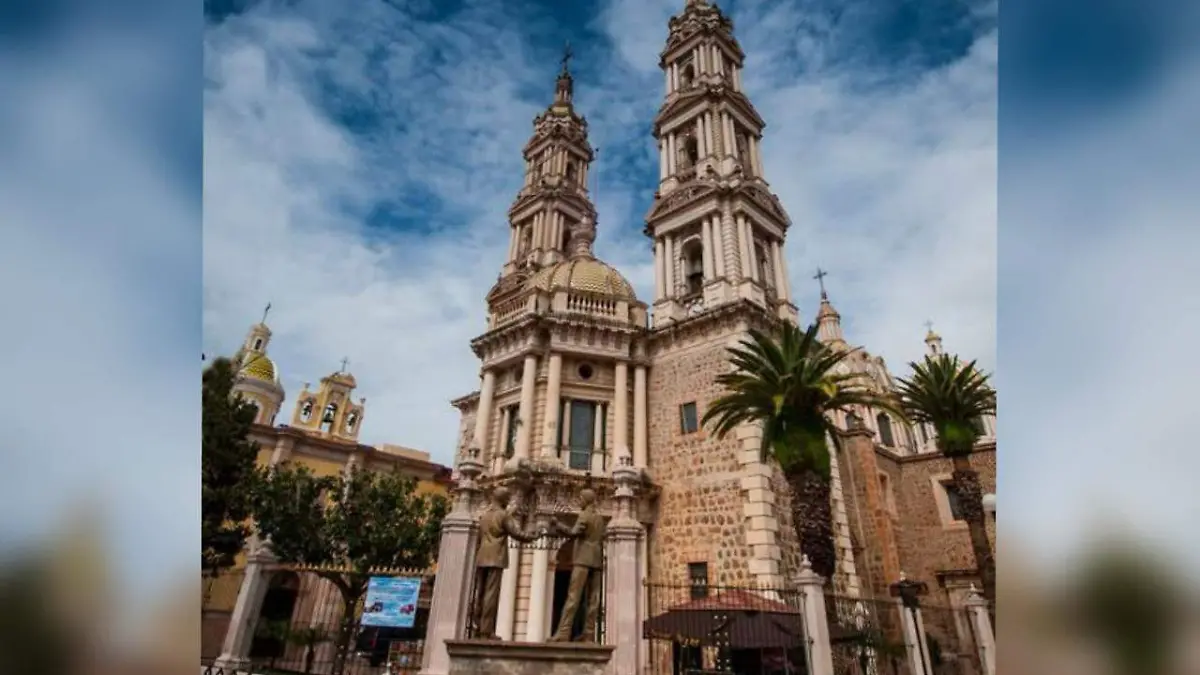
(361, 576), (422, 628)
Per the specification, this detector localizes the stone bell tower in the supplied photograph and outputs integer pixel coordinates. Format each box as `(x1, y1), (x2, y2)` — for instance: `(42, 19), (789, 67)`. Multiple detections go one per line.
(644, 0), (806, 591)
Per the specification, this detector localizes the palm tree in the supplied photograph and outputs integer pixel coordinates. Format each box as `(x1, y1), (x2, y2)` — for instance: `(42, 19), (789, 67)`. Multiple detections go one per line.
(894, 353), (997, 613)
(703, 321), (901, 581)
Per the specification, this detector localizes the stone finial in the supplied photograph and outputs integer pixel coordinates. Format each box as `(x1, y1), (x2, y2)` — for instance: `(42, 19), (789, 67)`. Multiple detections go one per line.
(567, 217), (597, 259)
(800, 555), (813, 572)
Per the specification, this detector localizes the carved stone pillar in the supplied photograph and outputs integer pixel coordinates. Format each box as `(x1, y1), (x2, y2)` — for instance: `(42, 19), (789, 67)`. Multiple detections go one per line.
(605, 459), (644, 675)
(419, 447), (485, 675)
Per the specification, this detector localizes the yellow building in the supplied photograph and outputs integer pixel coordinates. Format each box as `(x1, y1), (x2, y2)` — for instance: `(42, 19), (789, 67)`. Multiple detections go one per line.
(203, 319), (453, 669)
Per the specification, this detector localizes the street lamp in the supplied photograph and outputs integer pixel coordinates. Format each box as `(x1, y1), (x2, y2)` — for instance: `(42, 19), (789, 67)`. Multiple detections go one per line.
(982, 493), (996, 519)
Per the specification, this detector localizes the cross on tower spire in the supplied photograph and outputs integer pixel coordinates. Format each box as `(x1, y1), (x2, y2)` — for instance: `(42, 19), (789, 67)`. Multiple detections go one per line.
(924, 320), (934, 333)
(261, 302), (271, 324)
(339, 357), (350, 373)
(813, 268), (829, 298)
(560, 40), (573, 74)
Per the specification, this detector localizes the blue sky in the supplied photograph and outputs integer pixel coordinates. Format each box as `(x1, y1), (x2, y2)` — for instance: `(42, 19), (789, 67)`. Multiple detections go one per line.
(201, 0), (998, 466)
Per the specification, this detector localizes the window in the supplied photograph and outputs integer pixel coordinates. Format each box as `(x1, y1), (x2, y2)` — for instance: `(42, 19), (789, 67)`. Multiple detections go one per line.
(680, 63), (695, 89)
(879, 472), (896, 513)
(682, 240), (704, 295)
(756, 243), (773, 289)
(567, 400), (597, 470)
(970, 416), (988, 436)
(688, 562), (709, 599)
(565, 161), (577, 184)
(918, 423), (928, 444)
(577, 363), (594, 380)
(321, 403), (337, 431)
(684, 136), (699, 167)
(680, 402), (699, 434)
(877, 413), (895, 447)
(504, 406), (519, 458)
(941, 481), (967, 521)
(253, 338), (263, 350)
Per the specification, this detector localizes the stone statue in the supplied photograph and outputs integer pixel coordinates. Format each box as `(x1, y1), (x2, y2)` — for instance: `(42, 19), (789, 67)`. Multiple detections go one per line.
(547, 488), (607, 642)
(472, 486), (543, 640)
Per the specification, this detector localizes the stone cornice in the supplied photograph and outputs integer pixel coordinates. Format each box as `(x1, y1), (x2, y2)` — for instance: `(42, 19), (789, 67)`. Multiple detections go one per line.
(654, 85), (765, 135)
(648, 299), (777, 352)
(893, 441), (997, 465)
(254, 423), (453, 482)
(645, 179), (790, 233)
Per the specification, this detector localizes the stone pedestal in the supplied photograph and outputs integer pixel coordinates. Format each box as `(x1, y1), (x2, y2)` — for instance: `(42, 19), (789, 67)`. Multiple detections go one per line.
(793, 557), (834, 675)
(604, 461), (645, 675)
(445, 640), (614, 675)
(213, 543), (275, 673)
(965, 585), (996, 675)
(421, 448), (485, 675)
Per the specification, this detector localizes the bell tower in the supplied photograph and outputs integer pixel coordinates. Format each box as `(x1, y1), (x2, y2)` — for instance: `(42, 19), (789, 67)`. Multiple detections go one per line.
(645, 0), (797, 326)
(290, 361), (365, 442)
(500, 45), (598, 281)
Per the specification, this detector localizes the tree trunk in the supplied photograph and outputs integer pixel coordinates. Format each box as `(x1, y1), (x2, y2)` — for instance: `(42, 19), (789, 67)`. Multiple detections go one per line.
(950, 456), (995, 625)
(787, 468), (837, 582)
(331, 588), (363, 675)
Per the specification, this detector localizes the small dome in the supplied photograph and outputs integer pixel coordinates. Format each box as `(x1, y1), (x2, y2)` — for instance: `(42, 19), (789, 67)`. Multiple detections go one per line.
(526, 258), (637, 300)
(239, 352), (279, 384)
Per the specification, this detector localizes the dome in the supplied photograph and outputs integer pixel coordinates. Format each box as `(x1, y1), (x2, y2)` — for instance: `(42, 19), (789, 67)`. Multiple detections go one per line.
(526, 257), (637, 300)
(239, 352), (279, 384)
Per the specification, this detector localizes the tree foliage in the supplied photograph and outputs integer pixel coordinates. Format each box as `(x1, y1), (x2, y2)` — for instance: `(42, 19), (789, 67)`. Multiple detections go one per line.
(202, 356), (261, 576)
(702, 321), (901, 579)
(250, 462), (449, 674)
(894, 353), (996, 456)
(703, 321), (900, 476)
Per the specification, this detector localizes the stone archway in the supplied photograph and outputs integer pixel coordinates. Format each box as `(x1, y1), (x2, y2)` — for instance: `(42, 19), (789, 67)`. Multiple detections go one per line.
(249, 570), (300, 660)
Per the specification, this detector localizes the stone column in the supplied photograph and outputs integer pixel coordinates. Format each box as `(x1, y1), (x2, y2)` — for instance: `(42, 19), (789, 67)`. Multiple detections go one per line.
(605, 459), (644, 675)
(214, 542), (276, 673)
(777, 240), (792, 301)
(893, 576), (933, 675)
(658, 141), (667, 181)
(496, 488), (527, 641)
(695, 117), (706, 157)
(420, 448), (485, 675)
(654, 240), (666, 300)
(704, 112), (716, 159)
(722, 206), (740, 280)
(268, 435), (294, 467)
(667, 134), (677, 175)
(514, 354), (538, 461)
(793, 557), (834, 675)
(474, 369), (496, 454)
(541, 353), (563, 459)
(738, 216), (755, 280)
(613, 362), (629, 460)
(701, 218), (715, 280)
(965, 585), (996, 675)
(771, 241), (787, 299)
(633, 365), (648, 468)
(712, 215), (726, 278)
(664, 236), (676, 296)
(663, 67), (671, 95)
(525, 515), (552, 642)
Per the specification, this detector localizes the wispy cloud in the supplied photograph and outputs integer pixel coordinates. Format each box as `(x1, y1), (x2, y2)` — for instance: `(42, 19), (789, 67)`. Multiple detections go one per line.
(203, 0), (997, 465)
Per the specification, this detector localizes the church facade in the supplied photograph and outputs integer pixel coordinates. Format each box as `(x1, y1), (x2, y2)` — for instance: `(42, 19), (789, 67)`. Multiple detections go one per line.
(445, 0), (996, 664)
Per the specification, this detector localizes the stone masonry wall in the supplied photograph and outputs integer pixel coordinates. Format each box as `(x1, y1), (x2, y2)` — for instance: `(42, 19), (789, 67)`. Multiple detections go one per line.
(893, 446), (997, 597)
(646, 330), (751, 585)
(834, 431), (903, 599)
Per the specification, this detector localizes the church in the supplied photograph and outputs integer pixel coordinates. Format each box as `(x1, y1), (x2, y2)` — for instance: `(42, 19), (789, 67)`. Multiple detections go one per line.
(440, 0), (996, 670)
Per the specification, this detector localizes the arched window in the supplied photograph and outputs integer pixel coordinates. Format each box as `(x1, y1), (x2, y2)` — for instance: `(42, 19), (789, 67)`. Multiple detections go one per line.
(299, 399), (314, 422)
(253, 338), (263, 350)
(321, 403), (337, 432)
(682, 239), (704, 295)
(561, 225), (571, 252)
(247, 401), (261, 422)
(345, 411), (359, 432)
(565, 161), (577, 184)
(519, 226), (532, 256)
(755, 243), (772, 288)
(684, 136), (699, 168)
(680, 63), (695, 89)
(876, 413), (895, 447)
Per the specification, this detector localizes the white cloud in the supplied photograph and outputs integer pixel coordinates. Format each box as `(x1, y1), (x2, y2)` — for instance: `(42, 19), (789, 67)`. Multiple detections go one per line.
(203, 0), (999, 467)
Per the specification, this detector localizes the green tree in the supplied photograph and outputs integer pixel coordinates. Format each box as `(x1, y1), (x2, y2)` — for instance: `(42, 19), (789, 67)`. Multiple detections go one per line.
(703, 321), (900, 580)
(894, 354), (997, 613)
(251, 463), (449, 675)
(202, 356), (261, 578)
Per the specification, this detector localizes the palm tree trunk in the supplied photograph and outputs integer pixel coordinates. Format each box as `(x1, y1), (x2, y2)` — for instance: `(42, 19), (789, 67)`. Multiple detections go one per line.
(950, 456), (995, 623)
(787, 469), (837, 582)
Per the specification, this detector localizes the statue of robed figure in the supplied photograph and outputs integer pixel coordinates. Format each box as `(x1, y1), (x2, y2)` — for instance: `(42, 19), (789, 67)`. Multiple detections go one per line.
(547, 488), (607, 642)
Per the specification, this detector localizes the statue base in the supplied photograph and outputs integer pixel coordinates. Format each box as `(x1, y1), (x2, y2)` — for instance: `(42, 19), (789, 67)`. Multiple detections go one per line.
(445, 639), (614, 675)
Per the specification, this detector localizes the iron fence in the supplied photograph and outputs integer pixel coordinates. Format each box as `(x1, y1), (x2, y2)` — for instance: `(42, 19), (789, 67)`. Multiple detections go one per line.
(236, 566), (435, 675)
(825, 593), (911, 675)
(644, 579), (811, 675)
(918, 603), (983, 675)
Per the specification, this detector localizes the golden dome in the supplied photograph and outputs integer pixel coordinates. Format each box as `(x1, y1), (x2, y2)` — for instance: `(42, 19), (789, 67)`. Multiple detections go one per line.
(239, 352), (278, 384)
(526, 257), (636, 300)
